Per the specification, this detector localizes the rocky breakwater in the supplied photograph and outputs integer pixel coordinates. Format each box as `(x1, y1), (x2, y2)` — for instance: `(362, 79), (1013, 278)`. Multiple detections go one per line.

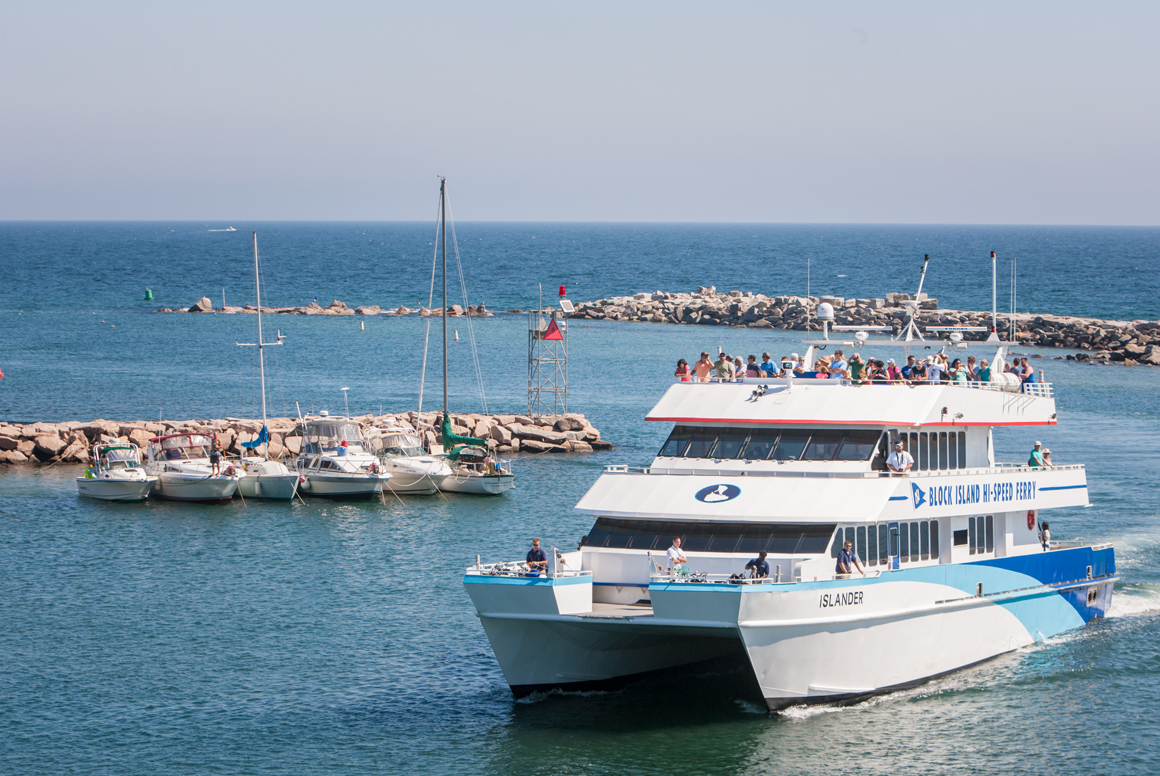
(570, 287), (1160, 366)
(158, 298), (493, 317)
(0, 413), (611, 466)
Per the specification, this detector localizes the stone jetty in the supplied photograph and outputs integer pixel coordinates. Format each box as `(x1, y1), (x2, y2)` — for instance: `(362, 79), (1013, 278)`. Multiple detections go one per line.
(0, 412), (611, 466)
(569, 287), (1160, 366)
(159, 298), (493, 317)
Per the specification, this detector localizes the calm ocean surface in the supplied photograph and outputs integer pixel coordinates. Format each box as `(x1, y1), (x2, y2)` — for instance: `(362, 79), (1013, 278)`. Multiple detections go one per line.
(1, 222), (1158, 775)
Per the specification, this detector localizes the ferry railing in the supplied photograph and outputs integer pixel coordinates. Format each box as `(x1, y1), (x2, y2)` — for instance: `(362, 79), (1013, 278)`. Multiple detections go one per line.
(604, 463), (1084, 477)
(671, 375), (1054, 398)
(649, 569), (883, 585)
(466, 558), (593, 580)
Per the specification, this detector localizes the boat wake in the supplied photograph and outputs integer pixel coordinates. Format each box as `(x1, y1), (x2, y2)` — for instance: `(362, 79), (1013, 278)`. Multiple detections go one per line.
(1107, 584), (1160, 619)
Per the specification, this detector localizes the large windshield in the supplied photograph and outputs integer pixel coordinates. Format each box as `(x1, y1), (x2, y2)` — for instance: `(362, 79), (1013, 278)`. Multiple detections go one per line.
(100, 447), (140, 469)
(379, 433), (426, 457)
(658, 426), (884, 462)
(305, 422), (365, 453)
(156, 435), (212, 460)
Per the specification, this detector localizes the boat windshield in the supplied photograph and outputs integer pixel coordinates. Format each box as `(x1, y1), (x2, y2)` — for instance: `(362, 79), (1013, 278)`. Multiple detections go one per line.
(585, 518), (836, 554)
(156, 434), (212, 460)
(659, 426), (884, 462)
(305, 422), (365, 453)
(379, 433), (426, 457)
(100, 447), (140, 469)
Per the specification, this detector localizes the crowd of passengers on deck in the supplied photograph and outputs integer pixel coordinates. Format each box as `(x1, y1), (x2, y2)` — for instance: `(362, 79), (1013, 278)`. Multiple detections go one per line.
(674, 349), (1045, 388)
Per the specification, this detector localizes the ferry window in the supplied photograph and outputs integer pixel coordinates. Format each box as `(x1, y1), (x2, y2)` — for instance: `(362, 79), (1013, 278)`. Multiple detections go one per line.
(856, 526), (867, 562)
(741, 430), (779, 460)
(831, 527), (843, 558)
(867, 524), (878, 566)
(930, 520), (940, 559)
(711, 429), (750, 459)
(985, 515), (994, 553)
(958, 432), (967, 469)
(947, 434), (957, 469)
(837, 431), (882, 461)
(920, 521), (930, 560)
(910, 522), (921, 562)
(968, 517), (977, 555)
(878, 524), (890, 563)
(938, 433), (949, 470)
(953, 528), (968, 547)
(899, 521), (910, 560)
(659, 426), (693, 457)
(772, 431), (811, 461)
(804, 431), (844, 461)
(918, 433), (930, 471)
(908, 433), (919, 470)
(584, 519), (839, 555)
(684, 428), (718, 458)
(844, 527), (856, 554)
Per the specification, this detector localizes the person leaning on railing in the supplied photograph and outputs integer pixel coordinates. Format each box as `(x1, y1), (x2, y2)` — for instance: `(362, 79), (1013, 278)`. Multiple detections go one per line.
(887, 442), (914, 474)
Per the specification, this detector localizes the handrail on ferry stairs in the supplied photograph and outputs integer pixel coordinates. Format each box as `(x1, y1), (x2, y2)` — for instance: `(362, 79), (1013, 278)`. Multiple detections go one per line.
(467, 559), (593, 579)
(650, 568), (883, 585)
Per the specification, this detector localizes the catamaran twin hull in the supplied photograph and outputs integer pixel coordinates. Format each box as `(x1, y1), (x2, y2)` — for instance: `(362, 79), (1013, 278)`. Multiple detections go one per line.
(466, 543), (1114, 709)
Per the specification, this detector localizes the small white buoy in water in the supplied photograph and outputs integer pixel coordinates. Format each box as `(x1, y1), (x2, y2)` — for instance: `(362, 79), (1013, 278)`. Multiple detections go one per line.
(454, 330), (460, 341)
(360, 320), (365, 332)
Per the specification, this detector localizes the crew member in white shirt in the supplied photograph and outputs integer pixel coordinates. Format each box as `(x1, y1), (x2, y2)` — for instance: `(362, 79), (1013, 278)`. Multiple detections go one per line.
(667, 536), (688, 569)
(887, 442), (915, 474)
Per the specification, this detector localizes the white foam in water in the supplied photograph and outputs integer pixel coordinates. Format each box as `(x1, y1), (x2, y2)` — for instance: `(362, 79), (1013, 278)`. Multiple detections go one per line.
(1108, 585), (1160, 619)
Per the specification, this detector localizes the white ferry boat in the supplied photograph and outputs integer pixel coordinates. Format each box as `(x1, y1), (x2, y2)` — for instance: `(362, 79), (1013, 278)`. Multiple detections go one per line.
(465, 323), (1116, 711)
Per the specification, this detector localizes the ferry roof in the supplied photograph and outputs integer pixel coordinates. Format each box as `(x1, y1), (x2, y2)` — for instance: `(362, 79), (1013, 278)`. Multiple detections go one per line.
(645, 380), (1057, 427)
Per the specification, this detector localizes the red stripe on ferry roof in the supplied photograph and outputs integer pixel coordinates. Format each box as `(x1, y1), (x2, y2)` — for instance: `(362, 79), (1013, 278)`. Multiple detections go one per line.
(645, 417), (1057, 426)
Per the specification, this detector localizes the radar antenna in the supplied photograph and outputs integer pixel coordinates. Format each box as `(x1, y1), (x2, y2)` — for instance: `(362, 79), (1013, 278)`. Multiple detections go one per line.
(896, 254), (931, 343)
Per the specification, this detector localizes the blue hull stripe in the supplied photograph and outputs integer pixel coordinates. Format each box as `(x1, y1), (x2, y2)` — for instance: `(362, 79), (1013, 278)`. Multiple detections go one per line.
(888, 496), (909, 501)
(1039, 484), (1087, 491)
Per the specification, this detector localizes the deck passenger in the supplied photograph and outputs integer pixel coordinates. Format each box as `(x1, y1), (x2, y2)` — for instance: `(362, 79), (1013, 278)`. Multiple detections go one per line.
(887, 442), (914, 474)
(828, 349), (848, 378)
(675, 359), (691, 382)
(760, 352), (778, 377)
(1042, 448), (1054, 468)
(746, 355), (762, 377)
(209, 441), (223, 475)
(694, 352), (714, 383)
(667, 537), (688, 569)
(926, 356), (944, 384)
(885, 358), (904, 383)
(1028, 441), (1046, 468)
(734, 356), (745, 378)
(526, 538), (548, 571)
(745, 551), (770, 579)
(1039, 522), (1051, 551)
(977, 359), (992, 383)
(713, 353), (735, 381)
(966, 355), (979, 380)
(949, 358), (968, 385)
(836, 540), (865, 577)
(849, 352), (867, 383)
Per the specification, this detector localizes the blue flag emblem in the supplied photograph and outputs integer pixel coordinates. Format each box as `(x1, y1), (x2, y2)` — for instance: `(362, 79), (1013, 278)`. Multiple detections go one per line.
(911, 482), (927, 509)
(695, 484), (741, 503)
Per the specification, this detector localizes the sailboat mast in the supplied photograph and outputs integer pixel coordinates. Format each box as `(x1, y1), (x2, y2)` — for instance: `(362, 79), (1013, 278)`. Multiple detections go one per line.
(441, 178), (448, 415)
(253, 231), (268, 429)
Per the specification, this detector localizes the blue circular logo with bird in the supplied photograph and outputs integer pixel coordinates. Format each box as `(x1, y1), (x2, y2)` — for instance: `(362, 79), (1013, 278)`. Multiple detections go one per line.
(695, 484), (741, 503)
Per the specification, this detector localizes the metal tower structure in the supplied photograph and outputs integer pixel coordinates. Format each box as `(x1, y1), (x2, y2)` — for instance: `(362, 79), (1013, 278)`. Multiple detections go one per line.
(527, 301), (569, 417)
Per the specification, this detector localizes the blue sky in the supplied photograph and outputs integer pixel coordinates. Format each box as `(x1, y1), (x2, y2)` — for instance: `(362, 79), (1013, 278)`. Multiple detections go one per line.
(1, 2), (1157, 223)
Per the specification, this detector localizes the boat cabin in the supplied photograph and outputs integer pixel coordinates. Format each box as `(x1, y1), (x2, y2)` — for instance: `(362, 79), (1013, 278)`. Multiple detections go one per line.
(148, 433), (214, 462)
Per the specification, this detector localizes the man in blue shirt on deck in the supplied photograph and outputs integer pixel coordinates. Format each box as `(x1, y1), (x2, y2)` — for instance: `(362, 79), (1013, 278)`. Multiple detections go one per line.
(759, 352), (778, 377)
(836, 540), (865, 577)
(745, 551), (770, 579)
(526, 538), (548, 572)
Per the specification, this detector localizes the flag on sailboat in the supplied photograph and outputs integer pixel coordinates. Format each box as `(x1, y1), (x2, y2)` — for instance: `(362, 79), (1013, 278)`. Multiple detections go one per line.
(543, 319), (563, 341)
(241, 426), (270, 449)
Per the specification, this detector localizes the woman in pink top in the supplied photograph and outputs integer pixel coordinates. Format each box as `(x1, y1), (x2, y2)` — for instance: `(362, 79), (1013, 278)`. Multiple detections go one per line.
(675, 359), (691, 382)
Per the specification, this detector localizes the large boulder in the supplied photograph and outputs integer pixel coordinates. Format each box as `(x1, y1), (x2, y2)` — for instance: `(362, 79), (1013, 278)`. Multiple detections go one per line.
(553, 417), (586, 432)
(512, 425), (568, 445)
(520, 439), (567, 454)
(0, 451), (29, 464)
(0, 435), (18, 451)
(489, 425), (513, 445)
(60, 439), (89, 462)
(32, 435), (66, 461)
(283, 436), (303, 456)
(189, 296), (214, 313)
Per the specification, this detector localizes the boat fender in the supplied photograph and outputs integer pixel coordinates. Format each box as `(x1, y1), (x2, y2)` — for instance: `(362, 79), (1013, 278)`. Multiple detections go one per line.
(1027, 510), (1035, 530)
(299, 477), (311, 490)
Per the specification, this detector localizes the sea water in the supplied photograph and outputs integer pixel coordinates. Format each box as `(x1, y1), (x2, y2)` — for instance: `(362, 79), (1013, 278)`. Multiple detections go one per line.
(1, 223), (1158, 775)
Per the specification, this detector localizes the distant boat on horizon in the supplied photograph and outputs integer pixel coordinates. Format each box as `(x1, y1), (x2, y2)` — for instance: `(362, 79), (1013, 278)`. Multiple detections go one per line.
(208, 227), (237, 232)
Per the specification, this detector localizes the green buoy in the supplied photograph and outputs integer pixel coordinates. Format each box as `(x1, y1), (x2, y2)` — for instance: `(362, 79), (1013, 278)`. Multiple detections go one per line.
(145, 288), (154, 300)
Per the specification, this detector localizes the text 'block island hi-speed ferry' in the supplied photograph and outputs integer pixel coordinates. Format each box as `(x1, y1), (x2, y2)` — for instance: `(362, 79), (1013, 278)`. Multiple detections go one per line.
(464, 306), (1116, 712)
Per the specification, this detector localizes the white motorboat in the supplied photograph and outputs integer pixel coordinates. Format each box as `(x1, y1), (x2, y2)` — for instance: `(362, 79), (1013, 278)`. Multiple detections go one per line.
(369, 427), (449, 495)
(295, 413), (390, 499)
(235, 231), (299, 501)
(464, 271), (1116, 711)
(76, 442), (157, 501)
(145, 433), (241, 502)
(422, 178), (514, 496)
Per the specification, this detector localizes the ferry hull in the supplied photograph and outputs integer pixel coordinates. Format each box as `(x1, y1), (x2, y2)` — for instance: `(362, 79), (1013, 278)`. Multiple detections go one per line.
(469, 546), (1115, 709)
